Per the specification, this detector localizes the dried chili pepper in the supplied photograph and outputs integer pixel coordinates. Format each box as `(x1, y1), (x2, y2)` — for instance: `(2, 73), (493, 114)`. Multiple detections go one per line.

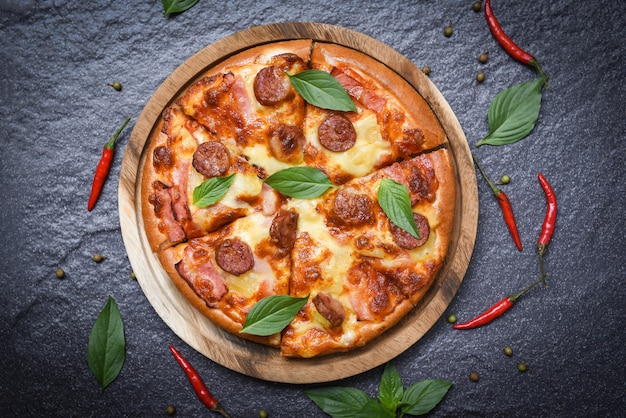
(87, 117), (131, 211)
(537, 172), (557, 286)
(472, 154), (522, 251)
(168, 345), (231, 418)
(452, 275), (545, 330)
(484, 0), (548, 86)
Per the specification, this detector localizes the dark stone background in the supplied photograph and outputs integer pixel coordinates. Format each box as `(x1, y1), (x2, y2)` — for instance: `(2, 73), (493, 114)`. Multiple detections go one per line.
(1, 1), (624, 416)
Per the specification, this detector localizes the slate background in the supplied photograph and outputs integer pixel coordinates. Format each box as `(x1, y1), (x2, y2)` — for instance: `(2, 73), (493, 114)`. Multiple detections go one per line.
(1, 1), (624, 417)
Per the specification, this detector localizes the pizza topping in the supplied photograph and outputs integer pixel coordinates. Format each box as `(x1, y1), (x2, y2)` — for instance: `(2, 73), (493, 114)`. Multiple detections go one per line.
(175, 242), (229, 307)
(312, 292), (345, 328)
(254, 65), (294, 106)
(264, 166), (335, 199)
(389, 268), (427, 298)
(404, 157), (438, 203)
(268, 125), (305, 163)
(192, 174), (236, 208)
(153, 145), (174, 172)
(269, 208), (299, 254)
(149, 182), (187, 245)
(391, 212), (430, 249)
(215, 238), (254, 276)
(399, 128), (426, 155)
(332, 188), (374, 226)
(318, 114), (357, 152)
(286, 69), (357, 112)
(347, 261), (403, 321)
(192, 141), (230, 178)
(331, 67), (386, 113)
(255, 53), (308, 106)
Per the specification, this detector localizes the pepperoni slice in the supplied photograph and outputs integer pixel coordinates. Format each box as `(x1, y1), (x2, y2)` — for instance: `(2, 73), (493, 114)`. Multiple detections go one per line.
(253, 66), (293, 106)
(318, 114), (357, 152)
(192, 141), (230, 178)
(215, 238), (254, 276)
(268, 125), (305, 163)
(390, 212), (430, 249)
(333, 189), (374, 226)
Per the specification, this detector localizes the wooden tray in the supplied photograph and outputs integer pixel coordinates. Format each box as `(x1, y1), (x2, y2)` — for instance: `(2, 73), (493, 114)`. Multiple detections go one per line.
(118, 22), (478, 384)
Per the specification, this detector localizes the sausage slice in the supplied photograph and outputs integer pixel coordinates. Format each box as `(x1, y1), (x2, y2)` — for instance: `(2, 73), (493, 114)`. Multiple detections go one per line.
(390, 212), (430, 249)
(318, 114), (357, 152)
(333, 189), (374, 226)
(192, 141), (230, 178)
(215, 238), (254, 276)
(313, 292), (345, 328)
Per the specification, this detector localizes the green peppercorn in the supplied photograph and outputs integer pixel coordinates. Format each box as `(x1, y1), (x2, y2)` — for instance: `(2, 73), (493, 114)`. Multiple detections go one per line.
(422, 66), (431, 76)
(55, 267), (65, 279)
(92, 253), (104, 263)
(476, 71), (485, 83)
(517, 362), (528, 372)
(472, 1), (482, 12)
(166, 404), (176, 415)
(109, 81), (122, 91)
(258, 409), (269, 418)
(130, 271), (137, 280)
(447, 314), (457, 323)
(500, 175), (511, 184)
(479, 52), (489, 64)
(469, 372), (479, 382)
(504, 346), (513, 356)
(444, 23), (453, 38)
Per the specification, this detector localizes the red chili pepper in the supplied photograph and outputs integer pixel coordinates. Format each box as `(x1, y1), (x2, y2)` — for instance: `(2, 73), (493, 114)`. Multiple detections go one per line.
(453, 275), (545, 330)
(484, 0), (548, 86)
(169, 345), (231, 418)
(537, 172), (557, 286)
(87, 117), (131, 211)
(472, 154), (522, 251)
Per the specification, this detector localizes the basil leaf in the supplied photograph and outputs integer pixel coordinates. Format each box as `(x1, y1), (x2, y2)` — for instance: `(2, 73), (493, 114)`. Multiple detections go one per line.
(162, 0), (199, 16)
(239, 294), (308, 336)
(305, 387), (393, 418)
(287, 70), (358, 112)
(377, 178), (420, 239)
(476, 77), (545, 146)
(399, 379), (453, 416)
(378, 363), (404, 412)
(264, 167), (335, 198)
(87, 296), (126, 393)
(192, 173), (235, 208)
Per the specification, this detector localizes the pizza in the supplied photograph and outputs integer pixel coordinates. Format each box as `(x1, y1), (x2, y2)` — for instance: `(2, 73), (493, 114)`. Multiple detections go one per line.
(141, 39), (456, 357)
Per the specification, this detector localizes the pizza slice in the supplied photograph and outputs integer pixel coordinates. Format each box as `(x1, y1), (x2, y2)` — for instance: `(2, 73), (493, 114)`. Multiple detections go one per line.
(176, 40), (312, 178)
(158, 208), (299, 346)
(279, 149), (455, 357)
(142, 106), (282, 252)
(300, 42), (449, 185)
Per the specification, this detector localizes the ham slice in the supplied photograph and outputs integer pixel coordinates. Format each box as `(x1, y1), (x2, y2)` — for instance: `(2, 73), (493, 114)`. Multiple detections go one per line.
(331, 68), (386, 113)
(176, 241), (228, 307)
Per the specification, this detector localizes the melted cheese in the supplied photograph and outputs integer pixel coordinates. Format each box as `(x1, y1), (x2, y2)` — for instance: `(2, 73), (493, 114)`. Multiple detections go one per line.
(306, 111), (392, 178)
(288, 198), (353, 296)
(186, 167), (263, 210)
(221, 212), (274, 297)
(243, 143), (293, 176)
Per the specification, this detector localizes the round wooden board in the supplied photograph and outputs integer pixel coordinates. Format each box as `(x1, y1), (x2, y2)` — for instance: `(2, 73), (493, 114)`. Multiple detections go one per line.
(119, 22), (478, 384)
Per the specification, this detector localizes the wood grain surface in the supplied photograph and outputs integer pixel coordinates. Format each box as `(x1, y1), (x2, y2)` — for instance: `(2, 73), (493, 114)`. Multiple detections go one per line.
(118, 22), (478, 384)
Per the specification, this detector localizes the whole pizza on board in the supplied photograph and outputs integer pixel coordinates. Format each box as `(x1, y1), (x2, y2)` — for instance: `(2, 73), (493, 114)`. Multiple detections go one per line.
(141, 40), (456, 358)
